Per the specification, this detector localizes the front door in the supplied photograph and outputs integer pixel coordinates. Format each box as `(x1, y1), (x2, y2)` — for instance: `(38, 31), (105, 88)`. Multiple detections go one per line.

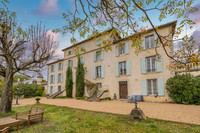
(119, 81), (128, 99)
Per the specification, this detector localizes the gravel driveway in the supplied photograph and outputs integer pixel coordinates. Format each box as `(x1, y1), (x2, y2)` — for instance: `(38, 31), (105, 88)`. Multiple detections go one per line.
(13, 97), (200, 125)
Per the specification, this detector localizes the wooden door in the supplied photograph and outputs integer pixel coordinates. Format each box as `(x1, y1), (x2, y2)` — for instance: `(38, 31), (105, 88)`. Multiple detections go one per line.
(119, 81), (128, 99)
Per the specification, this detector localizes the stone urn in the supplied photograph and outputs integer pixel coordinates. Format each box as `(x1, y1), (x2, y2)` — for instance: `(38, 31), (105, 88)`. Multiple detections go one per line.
(35, 97), (41, 104)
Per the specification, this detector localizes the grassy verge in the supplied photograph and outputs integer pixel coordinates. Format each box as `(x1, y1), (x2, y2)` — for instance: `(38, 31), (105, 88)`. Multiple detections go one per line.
(0, 104), (199, 133)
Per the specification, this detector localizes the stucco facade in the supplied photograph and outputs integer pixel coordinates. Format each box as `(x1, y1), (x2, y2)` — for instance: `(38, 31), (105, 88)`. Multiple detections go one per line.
(47, 21), (177, 102)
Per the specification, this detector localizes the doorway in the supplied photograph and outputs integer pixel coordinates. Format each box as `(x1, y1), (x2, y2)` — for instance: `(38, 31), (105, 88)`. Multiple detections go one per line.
(119, 81), (128, 99)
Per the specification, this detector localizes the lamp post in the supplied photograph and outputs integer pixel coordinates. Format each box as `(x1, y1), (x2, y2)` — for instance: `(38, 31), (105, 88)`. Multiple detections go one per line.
(16, 78), (20, 105)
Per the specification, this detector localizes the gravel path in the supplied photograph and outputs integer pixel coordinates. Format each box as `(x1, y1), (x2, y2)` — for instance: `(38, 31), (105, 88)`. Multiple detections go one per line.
(13, 97), (200, 125)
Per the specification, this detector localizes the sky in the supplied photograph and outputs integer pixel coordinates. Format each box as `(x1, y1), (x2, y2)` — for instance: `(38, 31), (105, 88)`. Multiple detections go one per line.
(1, 0), (200, 79)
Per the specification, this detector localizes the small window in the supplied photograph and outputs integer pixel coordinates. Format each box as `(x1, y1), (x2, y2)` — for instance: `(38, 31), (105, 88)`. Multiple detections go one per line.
(119, 44), (125, 56)
(58, 86), (61, 92)
(145, 35), (154, 49)
(58, 73), (62, 83)
(96, 66), (101, 78)
(58, 63), (62, 70)
(51, 65), (54, 72)
(96, 83), (102, 88)
(119, 61), (126, 75)
(50, 75), (54, 83)
(96, 51), (101, 61)
(68, 51), (73, 55)
(147, 79), (157, 95)
(146, 56), (156, 72)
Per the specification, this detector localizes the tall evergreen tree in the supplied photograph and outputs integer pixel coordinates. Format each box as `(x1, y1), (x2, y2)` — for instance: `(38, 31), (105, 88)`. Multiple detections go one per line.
(76, 57), (85, 97)
(65, 67), (73, 97)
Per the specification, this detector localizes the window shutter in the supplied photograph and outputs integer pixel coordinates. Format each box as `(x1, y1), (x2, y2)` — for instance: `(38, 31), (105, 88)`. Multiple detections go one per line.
(126, 60), (131, 75)
(142, 37), (145, 50)
(96, 40), (101, 46)
(93, 52), (96, 62)
(101, 65), (104, 78)
(115, 46), (119, 57)
(142, 80), (147, 96)
(156, 55), (163, 72)
(57, 74), (59, 83)
(140, 58), (146, 74)
(81, 55), (85, 64)
(101, 51), (104, 60)
(115, 62), (119, 77)
(53, 75), (55, 83)
(125, 42), (129, 54)
(154, 33), (160, 47)
(93, 67), (96, 79)
(158, 78), (164, 96)
(61, 63), (63, 70)
(66, 60), (68, 68)
(61, 74), (63, 82)
(53, 65), (55, 72)
(58, 64), (59, 70)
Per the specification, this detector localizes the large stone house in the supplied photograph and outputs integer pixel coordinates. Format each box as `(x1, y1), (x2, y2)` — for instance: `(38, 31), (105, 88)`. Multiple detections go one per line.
(47, 21), (177, 102)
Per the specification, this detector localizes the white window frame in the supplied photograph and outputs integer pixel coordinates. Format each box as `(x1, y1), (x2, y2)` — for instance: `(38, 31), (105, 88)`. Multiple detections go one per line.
(145, 35), (154, 49)
(146, 56), (156, 73)
(119, 61), (126, 76)
(96, 66), (101, 78)
(147, 79), (158, 95)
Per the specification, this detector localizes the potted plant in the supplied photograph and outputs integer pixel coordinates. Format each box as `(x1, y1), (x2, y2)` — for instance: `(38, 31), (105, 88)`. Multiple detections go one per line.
(113, 93), (117, 100)
(96, 97), (100, 101)
(35, 97), (41, 104)
(84, 96), (88, 100)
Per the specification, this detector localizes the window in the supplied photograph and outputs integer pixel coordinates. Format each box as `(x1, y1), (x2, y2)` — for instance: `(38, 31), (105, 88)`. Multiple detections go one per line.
(96, 83), (102, 88)
(68, 51), (73, 55)
(58, 63), (63, 70)
(96, 66), (101, 78)
(145, 35), (154, 49)
(119, 61), (126, 75)
(50, 75), (54, 83)
(67, 60), (73, 68)
(50, 65), (54, 72)
(147, 79), (157, 95)
(146, 56), (156, 72)
(58, 73), (62, 83)
(119, 44), (125, 55)
(58, 86), (61, 92)
(96, 51), (101, 61)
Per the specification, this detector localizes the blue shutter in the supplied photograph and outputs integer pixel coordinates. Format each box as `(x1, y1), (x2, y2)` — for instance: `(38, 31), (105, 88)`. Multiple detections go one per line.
(156, 55), (163, 72)
(158, 78), (164, 96)
(61, 63), (63, 70)
(81, 55), (85, 64)
(142, 37), (145, 50)
(101, 51), (104, 60)
(101, 66), (104, 78)
(115, 46), (119, 57)
(142, 80), (147, 96)
(66, 60), (68, 68)
(96, 40), (101, 46)
(53, 75), (55, 83)
(61, 74), (63, 82)
(126, 60), (131, 75)
(93, 52), (96, 62)
(140, 58), (146, 74)
(115, 62), (119, 77)
(57, 74), (59, 83)
(93, 67), (96, 79)
(58, 64), (59, 70)
(53, 65), (55, 72)
(125, 42), (129, 54)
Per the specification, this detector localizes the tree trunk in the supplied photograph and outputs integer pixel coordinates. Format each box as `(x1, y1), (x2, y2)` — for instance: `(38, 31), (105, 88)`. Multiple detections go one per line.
(0, 73), (14, 113)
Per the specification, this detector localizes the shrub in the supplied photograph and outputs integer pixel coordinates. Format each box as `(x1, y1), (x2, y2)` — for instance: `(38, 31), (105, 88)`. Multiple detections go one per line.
(166, 74), (200, 105)
(100, 97), (111, 101)
(35, 86), (45, 96)
(76, 97), (85, 100)
(66, 67), (73, 97)
(57, 96), (67, 99)
(76, 57), (85, 97)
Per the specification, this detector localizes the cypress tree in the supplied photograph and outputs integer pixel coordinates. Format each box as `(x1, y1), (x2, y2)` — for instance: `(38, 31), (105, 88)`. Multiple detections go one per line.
(65, 67), (73, 97)
(76, 56), (85, 97)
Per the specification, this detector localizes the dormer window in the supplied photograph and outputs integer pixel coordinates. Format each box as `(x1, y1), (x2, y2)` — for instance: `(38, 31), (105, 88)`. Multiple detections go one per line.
(68, 51), (73, 55)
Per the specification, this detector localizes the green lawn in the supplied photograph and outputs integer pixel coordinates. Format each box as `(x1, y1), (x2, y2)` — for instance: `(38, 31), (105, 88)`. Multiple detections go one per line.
(0, 104), (199, 133)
